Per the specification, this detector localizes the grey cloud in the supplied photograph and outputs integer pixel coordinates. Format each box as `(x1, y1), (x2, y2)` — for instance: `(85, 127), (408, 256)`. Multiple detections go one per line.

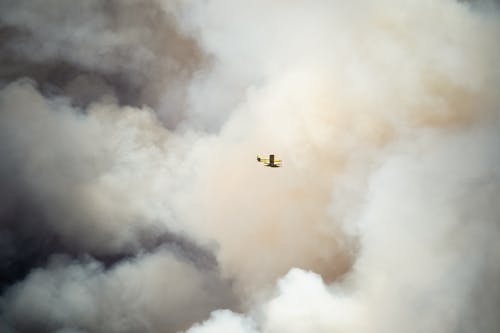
(1, 250), (238, 333)
(0, 0), (204, 125)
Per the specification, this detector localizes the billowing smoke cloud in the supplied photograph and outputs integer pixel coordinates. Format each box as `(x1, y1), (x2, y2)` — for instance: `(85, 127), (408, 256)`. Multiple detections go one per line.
(1, 0), (499, 332)
(0, 0), (203, 125)
(1, 250), (237, 333)
(188, 125), (500, 333)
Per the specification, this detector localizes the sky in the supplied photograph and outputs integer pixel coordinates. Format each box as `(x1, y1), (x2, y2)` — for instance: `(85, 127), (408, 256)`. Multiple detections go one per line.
(0, 0), (499, 332)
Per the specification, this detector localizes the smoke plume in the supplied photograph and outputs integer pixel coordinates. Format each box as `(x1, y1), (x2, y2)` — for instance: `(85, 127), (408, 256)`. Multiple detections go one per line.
(0, 0), (499, 332)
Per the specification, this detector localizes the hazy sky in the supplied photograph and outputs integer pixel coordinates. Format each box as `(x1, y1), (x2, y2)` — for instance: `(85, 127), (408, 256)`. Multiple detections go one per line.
(1, 1), (499, 332)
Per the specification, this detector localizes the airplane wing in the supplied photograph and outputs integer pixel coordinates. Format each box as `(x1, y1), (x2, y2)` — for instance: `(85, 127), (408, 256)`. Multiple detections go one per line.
(257, 155), (282, 166)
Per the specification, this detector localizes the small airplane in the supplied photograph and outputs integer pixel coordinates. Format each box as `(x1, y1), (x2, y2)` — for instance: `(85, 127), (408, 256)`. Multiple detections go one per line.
(257, 154), (282, 167)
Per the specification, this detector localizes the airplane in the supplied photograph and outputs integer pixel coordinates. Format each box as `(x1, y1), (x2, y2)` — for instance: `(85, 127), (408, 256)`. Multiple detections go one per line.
(257, 154), (282, 167)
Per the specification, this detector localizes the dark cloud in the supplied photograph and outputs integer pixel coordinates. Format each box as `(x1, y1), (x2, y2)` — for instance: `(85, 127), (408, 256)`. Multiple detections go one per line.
(0, 78), (237, 332)
(0, 0), (204, 125)
(0, 250), (238, 333)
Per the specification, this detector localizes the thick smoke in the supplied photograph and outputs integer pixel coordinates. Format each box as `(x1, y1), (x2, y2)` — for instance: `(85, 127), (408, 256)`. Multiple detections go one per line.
(1, 0), (499, 332)
(189, 126), (500, 333)
(0, 0), (203, 125)
(1, 250), (237, 333)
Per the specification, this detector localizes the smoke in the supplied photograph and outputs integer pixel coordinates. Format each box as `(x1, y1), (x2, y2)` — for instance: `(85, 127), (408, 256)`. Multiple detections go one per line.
(1, 250), (237, 333)
(190, 125), (500, 333)
(0, 0), (203, 124)
(1, 0), (499, 332)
